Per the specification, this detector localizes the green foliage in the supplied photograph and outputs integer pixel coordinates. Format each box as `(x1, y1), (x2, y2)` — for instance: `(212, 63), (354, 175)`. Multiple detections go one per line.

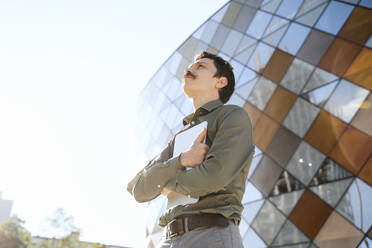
(0, 216), (31, 248)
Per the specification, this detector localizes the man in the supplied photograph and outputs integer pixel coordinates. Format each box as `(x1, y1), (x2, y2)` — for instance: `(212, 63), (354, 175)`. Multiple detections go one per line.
(127, 51), (254, 248)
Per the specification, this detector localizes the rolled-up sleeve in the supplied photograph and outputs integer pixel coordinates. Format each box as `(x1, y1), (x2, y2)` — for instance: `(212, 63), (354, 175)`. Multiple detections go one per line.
(165, 108), (254, 198)
(127, 139), (183, 203)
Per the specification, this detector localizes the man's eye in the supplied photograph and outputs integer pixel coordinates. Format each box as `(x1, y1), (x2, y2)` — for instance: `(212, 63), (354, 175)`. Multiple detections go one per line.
(198, 64), (203, 68)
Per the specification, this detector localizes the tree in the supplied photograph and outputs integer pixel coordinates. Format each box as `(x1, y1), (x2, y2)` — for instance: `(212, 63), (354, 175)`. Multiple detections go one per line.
(0, 215), (31, 248)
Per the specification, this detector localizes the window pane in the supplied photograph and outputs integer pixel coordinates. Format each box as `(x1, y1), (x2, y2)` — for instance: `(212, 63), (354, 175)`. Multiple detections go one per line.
(276, 0), (303, 19)
(279, 22), (311, 55)
(246, 10), (272, 39)
(315, 1), (354, 35)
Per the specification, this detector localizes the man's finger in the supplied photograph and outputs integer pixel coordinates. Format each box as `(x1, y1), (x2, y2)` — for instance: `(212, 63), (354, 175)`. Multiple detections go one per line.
(194, 128), (207, 143)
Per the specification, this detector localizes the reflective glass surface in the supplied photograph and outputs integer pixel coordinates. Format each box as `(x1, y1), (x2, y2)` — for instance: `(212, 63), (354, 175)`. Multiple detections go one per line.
(302, 68), (339, 93)
(237, 66), (257, 87)
(248, 153), (263, 179)
(210, 24), (230, 50)
(310, 158), (353, 186)
(200, 20), (219, 44)
(236, 78), (259, 100)
(352, 93), (372, 137)
(281, 58), (315, 94)
(314, 211), (364, 248)
(271, 220), (309, 246)
(315, 1), (354, 35)
(246, 10), (273, 39)
(310, 178), (354, 207)
(247, 42), (274, 73)
(279, 23), (311, 55)
(243, 228), (267, 248)
(263, 24), (289, 47)
(295, 0), (327, 18)
(248, 77), (277, 110)
(221, 29), (243, 57)
(359, 237), (372, 248)
(270, 170), (305, 196)
(263, 16), (288, 37)
(297, 29), (334, 65)
(336, 178), (372, 232)
(235, 35), (257, 55)
(242, 181), (264, 204)
(242, 199), (265, 224)
(251, 200), (287, 245)
(221, 2), (242, 28)
(266, 125), (301, 167)
(276, 0), (303, 19)
(302, 80), (338, 107)
(250, 155), (283, 196)
(283, 97), (320, 138)
(286, 141), (326, 185)
(295, 2), (328, 27)
(270, 189), (305, 216)
(235, 44), (256, 64)
(233, 5), (257, 33)
(360, 0), (372, 8)
(261, 0), (282, 13)
(324, 79), (369, 123)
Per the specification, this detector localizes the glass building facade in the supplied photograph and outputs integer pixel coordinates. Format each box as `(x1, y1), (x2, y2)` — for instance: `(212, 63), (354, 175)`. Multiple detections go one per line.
(136, 0), (372, 247)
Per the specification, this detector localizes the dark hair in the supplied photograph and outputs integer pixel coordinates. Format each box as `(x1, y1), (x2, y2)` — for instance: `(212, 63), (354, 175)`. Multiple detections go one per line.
(194, 51), (235, 104)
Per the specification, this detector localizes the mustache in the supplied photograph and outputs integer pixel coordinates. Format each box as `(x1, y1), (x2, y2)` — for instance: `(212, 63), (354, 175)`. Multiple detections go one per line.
(184, 70), (196, 79)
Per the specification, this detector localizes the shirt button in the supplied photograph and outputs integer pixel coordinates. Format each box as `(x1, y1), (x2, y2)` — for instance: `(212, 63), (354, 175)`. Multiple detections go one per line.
(191, 121), (195, 125)
(157, 185), (161, 188)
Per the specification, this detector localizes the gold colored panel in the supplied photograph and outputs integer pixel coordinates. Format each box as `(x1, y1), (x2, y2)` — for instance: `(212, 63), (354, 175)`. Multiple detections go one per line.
(318, 38), (362, 76)
(344, 48), (372, 90)
(263, 49), (294, 83)
(264, 86), (297, 123)
(253, 114), (279, 151)
(329, 126), (372, 175)
(304, 110), (347, 155)
(339, 7), (372, 45)
(289, 190), (333, 240)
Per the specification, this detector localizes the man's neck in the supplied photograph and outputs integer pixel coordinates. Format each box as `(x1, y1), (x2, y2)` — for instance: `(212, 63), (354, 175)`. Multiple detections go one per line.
(192, 95), (220, 111)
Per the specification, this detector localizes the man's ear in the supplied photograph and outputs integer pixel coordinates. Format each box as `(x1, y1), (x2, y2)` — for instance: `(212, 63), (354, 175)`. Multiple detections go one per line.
(216, 77), (228, 89)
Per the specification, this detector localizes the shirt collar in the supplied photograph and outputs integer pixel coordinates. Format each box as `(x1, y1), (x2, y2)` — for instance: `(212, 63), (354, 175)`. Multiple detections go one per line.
(182, 99), (223, 126)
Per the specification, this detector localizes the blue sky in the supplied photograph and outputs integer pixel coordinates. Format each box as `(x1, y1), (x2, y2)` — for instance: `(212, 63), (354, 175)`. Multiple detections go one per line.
(0, 0), (228, 247)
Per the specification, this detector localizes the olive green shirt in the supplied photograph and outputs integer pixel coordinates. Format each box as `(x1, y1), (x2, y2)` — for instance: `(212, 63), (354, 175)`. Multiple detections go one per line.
(127, 99), (254, 227)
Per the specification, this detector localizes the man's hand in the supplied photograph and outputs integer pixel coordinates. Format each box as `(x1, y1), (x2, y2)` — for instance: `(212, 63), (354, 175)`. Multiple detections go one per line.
(179, 128), (209, 168)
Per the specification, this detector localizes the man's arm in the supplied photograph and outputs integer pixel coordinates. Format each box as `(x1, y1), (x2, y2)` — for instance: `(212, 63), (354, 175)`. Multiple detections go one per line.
(165, 108), (254, 198)
(127, 139), (183, 203)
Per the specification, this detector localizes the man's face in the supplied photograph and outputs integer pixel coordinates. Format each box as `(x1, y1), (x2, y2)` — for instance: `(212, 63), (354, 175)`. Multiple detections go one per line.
(182, 58), (219, 98)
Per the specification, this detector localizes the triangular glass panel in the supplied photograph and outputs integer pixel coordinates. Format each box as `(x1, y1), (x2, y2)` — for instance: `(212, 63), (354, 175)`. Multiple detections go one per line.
(236, 77), (258, 100)
(301, 80), (339, 107)
(243, 228), (267, 248)
(302, 68), (339, 93)
(237, 66), (257, 87)
(239, 218), (249, 237)
(262, 24), (289, 47)
(271, 220), (309, 246)
(309, 158), (354, 186)
(310, 177), (354, 207)
(251, 200), (287, 245)
(263, 16), (289, 37)
(359, 236), (372, 248)
(261, 0), (272, 6)
(235, 45), (256, 65)
(295, 0), (327, 18)
(193, 23), (207, 40)
(261, 0), (282, 13)
(295, 3), (327, 27)
(242, 181), (264, 204)
(248, 153), (263, 179)
(212, 4), (228, 22)
(235, 35), (257, 56)
(173, 94), (186, 111)
(270, 170), (306, 197)
(242, 199), (265, 224)
(270, 189), (305, 216)
(336, 178), (372, 233)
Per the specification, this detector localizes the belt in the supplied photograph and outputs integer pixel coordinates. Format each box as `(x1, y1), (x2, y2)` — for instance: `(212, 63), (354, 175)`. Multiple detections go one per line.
(166, 213), (236, 239)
